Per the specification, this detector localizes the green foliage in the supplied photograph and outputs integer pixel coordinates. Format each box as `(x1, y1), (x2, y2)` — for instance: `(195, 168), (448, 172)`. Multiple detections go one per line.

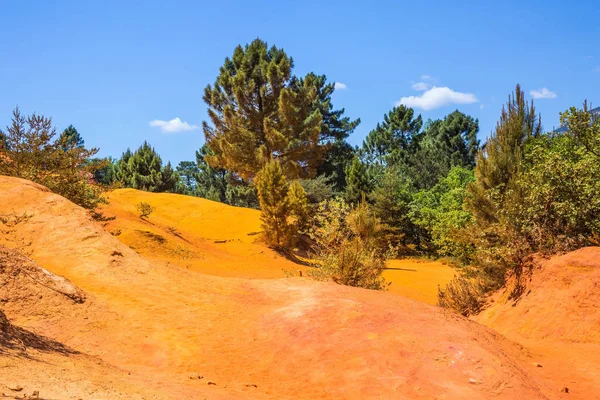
(308, 198), (389, 290)
(256, 160), (308, 249)
(300, 174), (336, 204)
(409, 112), (479, 189)
(60, 125), (84, 150)
(204, 39), (329, 180)
(410, 167), (475, 258)
(0, 107), (105, 209)
(466, 84), (541, 225)
(113, 142), (179, 192)
(505, 131), (600, 250)
(135, 202), (154, 219)
(362, 105), (422, 166)
(287, 180), (310, 233)
(316, 139), (356, 191)
(369, 167), (418, 253)
(344, 156), (372, 204)
(176, 144), (258, 208)
(561, 101), (600, 158)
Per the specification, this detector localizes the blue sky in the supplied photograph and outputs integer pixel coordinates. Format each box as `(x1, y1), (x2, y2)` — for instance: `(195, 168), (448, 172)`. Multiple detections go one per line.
(1, 0), (598, 165)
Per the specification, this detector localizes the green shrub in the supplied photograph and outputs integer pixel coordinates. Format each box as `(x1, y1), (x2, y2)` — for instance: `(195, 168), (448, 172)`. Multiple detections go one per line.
(135, 202), (154, 219)
(437, 275), (485, 316)
(307, 198), (390, 290)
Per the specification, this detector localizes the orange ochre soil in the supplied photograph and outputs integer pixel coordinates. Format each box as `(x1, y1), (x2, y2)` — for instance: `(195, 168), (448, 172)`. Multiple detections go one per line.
(0, 176), (598, 399)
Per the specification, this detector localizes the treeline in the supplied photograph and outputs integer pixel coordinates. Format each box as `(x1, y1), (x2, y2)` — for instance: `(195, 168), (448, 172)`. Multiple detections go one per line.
(2, 38), (599, 314)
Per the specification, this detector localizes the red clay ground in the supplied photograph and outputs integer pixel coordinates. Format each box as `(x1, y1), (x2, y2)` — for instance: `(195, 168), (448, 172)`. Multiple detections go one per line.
(476, 247), (600, 398)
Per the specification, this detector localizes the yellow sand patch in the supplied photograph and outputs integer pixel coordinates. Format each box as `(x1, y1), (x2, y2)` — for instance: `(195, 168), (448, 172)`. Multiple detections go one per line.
(100, 189), (455, 304)
(383, 259), (456, 305)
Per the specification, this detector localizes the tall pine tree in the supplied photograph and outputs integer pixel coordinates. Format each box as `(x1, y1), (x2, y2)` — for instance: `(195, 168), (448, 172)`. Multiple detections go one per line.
(203, 39), (355, 181)
(466, 84), (541, 225)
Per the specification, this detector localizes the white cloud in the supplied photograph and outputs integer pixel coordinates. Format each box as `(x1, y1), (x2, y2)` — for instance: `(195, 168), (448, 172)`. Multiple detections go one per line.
(411, 82), (432, 91)
(149, 117), (200, 133)
(480, 104), (485, 110)
(594, 66), (600, 73)
(530, 87), (557, 99)
(334, 82), (347, 90)
(396, 86), (478, 111)
(421, 74), (433, 81)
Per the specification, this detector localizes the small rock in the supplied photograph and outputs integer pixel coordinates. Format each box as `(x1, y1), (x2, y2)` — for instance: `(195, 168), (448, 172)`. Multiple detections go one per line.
(8, 385), (23, 391)
(188, 373), (204, 380)
(533, 362), (543, 368)
(207, 381), (217, 386)
(245, 384), (258, 388)
(30, 391), (40, 399)
(560, 387), (569, 393)
(469, 378), (480, 385)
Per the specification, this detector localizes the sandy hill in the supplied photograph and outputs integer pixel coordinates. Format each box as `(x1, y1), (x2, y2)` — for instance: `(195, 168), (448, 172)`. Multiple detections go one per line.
(476, 247), (600, 397)
(0, 176), (556, 399)
(99, 188), (455, 304)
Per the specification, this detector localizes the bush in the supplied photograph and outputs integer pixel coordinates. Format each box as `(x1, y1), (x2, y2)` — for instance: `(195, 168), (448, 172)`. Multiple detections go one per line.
(135, 202), (154, 219)
(307, 198), (390, 290)
(437, 275), (485, 316)
(0, 107), (106, 209)
(409, 166), (475, 259)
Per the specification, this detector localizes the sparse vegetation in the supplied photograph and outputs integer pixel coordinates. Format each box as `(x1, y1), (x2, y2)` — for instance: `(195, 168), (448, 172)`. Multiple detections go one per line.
(0, 108), (106, 209)
(135, 202), (154, 219)
(307, 198), (390, 290)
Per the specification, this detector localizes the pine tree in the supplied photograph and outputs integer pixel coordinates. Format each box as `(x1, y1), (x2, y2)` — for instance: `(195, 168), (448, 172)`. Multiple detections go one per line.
(362, 105), (423, 166)
(203, 39), (353, 181)
(115, 142), (179, 192)
(0, 107), (104, 209)
(344, 157), (372, 204)
(59, 125), (85, 149)
(157, 161), (179, 192)
(466, 84), (541, 224)
(287, 180), (309, 232)
(256, 160), (292, 248)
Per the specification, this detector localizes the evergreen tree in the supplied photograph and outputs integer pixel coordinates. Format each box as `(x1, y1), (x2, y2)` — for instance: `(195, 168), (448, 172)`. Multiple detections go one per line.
(344, 156), (372, 204)
(203, 39), (353, 180)
(0, 107), (104, 209)
(128, 141), (164, 191)
(362, 105), (423, 166)
(115, 142), (179, 192)
(369, 167), (419, 252)
(157, 161), (179, 192)
(60, 125), (85, 149)
(316, 139), (356, 191)
(466, 84), (541, 224)
(287, 180), (309, 232)
(256, 160), (293, 248)
(409, 111), (479, 189)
